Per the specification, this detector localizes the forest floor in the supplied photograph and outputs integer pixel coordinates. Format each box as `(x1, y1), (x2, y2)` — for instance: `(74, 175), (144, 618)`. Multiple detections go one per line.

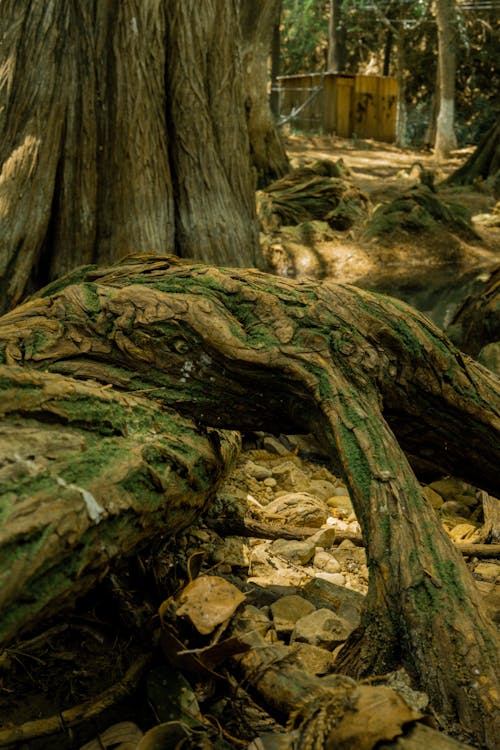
(1, 137), (499, 750)
(264, 134), (499, 329)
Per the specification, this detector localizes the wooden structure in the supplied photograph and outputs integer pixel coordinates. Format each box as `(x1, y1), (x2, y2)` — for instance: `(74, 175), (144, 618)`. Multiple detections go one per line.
(277, 72), (398, 143)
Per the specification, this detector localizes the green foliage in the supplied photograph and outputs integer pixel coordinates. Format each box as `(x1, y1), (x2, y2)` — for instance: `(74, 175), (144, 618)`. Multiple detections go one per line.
(279, 0), (498, 145)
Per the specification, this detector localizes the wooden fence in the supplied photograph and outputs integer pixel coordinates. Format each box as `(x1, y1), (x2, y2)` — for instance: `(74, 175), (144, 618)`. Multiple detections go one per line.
(276, 72), (398, 143)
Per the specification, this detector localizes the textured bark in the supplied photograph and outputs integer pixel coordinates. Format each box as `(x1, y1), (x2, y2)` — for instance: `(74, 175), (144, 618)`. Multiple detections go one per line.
(239, 0), (289, 187)
(328, 0), (346, 73)
(165, 0), (259, 264)
(445, 116), (500, 185)
(0, 361), (240, 647)
(0, 256), (498, 744)
(0, 1), (260, 314)
(434, 0), (458, 158)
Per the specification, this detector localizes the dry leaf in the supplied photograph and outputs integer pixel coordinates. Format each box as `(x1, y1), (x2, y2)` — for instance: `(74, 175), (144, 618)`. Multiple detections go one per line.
(136, 721), (191, 750)
(175, 575), (245, 635)
(79, 721), (143, 750)
(326, 685), (422, 750)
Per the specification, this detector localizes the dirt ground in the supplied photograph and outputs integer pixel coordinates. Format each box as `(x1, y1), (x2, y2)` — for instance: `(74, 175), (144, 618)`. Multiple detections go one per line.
(267, 134), (499, 328)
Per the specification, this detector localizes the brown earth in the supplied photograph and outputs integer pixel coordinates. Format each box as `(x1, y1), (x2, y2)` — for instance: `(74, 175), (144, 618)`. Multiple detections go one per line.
(265, 134), (499, 328)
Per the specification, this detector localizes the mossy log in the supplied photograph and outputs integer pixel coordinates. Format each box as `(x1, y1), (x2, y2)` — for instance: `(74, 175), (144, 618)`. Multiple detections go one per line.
(0, 255), (499, 745)
(0, 364), (240, 646)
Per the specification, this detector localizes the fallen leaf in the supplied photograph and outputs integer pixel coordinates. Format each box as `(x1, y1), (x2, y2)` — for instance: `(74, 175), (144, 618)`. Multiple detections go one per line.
(79, 721), (143, 750)
(175, 575), (245, 635)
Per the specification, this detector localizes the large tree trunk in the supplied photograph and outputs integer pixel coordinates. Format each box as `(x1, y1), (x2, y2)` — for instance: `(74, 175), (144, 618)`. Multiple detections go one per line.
(239, 0), (289, 187)
(434, 0), (458, 159)
(0, 256), (498, 745)
(0, 1), (260, 315)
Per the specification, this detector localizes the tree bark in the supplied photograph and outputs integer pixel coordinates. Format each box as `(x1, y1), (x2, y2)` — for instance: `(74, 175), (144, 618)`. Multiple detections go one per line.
(239, 0), (289, 187)
(445, 116), (500, 185)
(0, 256), (498, 745)
(328, 0), (346, 73)
(434, 0), (458, 159)
(0, 362), (240, 647)
(0, 1), (260, 315)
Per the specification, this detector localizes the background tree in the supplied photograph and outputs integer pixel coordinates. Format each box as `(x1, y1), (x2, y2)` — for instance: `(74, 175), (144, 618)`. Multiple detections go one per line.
(328, 0), (346, 72)
(434, 0), (459, 157)
(0, 0), (265, 315)
(239, 0), (289, 186)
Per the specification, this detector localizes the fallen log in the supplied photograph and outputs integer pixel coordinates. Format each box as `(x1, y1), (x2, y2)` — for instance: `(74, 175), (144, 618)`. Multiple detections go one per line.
(0, 255), (498, 745)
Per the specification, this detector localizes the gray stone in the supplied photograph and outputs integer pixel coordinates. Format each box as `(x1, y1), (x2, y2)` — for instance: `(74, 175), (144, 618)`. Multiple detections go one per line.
(270, 595), (316, 636)
(244, 461), (273, 480)
(263, 477), (277, 487)
(234, 605), (271, 636)
(314, 571), (346, 586)
(291, 642), (335, 675)
(307, 479), (337, 500)
(291, 608), (353, 648)
(302, 577), (364, 629)
(441, 500), (471, 518)
(428, 477), (468, 500)
(262, 436), (291, 456)
(307, 527), (337, 548)
(270, 538), (316, 565)
(313, 549), (342, 573)
(422, 486), (443, 509)
(263, 493), (330, 528)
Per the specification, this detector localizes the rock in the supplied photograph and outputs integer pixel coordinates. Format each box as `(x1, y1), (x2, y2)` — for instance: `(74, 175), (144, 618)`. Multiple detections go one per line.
(441, 500), (471, 518)
(211, 537), (250, 566)
(234, 605), (271, 636)
(422, 486), (443, 509)
(338, 538), (357, 548)
(291, 608), (353, 648)
(313, 549), (342, 573)
(263, 492), (330, 527)
(306, 526), (337, 549)
(291, 642), (335, 675)
(428, 477), (468, 500)
(271, 461), (311, 493)
(330, 486), (350, 496)
(314, 571), (346, 586)
(307, 479), (338, 500)
(302, 577), (364, 629)
(263, 477), (277, 488)
(326, 493), (353, 511)
(244, 460), (273, 480)
(248, 541), (274, 576)
(270, 595), (316, 636)
(262, 436), (291, 456)
(270, 538), (316, 565)
(473, 562), (500, 582)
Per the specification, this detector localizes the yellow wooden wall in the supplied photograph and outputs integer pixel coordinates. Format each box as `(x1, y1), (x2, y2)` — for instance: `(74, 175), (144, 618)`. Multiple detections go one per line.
(278, 73), (397, 142)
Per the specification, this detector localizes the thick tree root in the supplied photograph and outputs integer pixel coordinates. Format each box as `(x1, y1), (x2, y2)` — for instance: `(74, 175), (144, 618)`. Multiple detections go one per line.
(0, 256), (498, 744)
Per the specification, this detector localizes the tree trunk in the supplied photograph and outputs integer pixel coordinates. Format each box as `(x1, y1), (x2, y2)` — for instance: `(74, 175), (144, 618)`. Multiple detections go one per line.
(239, 0), (289, 187)
(0, 1), (260, 315)
(328, 0), (346, 73)
(270, 2), (282, 118)
(445, 116), (500, 185)
(434, 0), (458, 159)
(395, 26), (407, 148)
(0, 256), (498, 745)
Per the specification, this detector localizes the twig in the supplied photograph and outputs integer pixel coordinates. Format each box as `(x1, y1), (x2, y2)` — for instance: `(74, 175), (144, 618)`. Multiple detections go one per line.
(0, 651), (151, 747)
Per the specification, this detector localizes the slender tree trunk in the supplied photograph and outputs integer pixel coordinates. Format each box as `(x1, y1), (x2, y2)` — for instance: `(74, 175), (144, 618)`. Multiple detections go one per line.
(328, 0), (346, 73)
(0, 257), (498, 745)
(239, 0), (289, 187)
(383, 27), (393, 77)
(434, 0), (458, 158)
(395, 27), (407, 148)
(270, 2), (282, 118)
